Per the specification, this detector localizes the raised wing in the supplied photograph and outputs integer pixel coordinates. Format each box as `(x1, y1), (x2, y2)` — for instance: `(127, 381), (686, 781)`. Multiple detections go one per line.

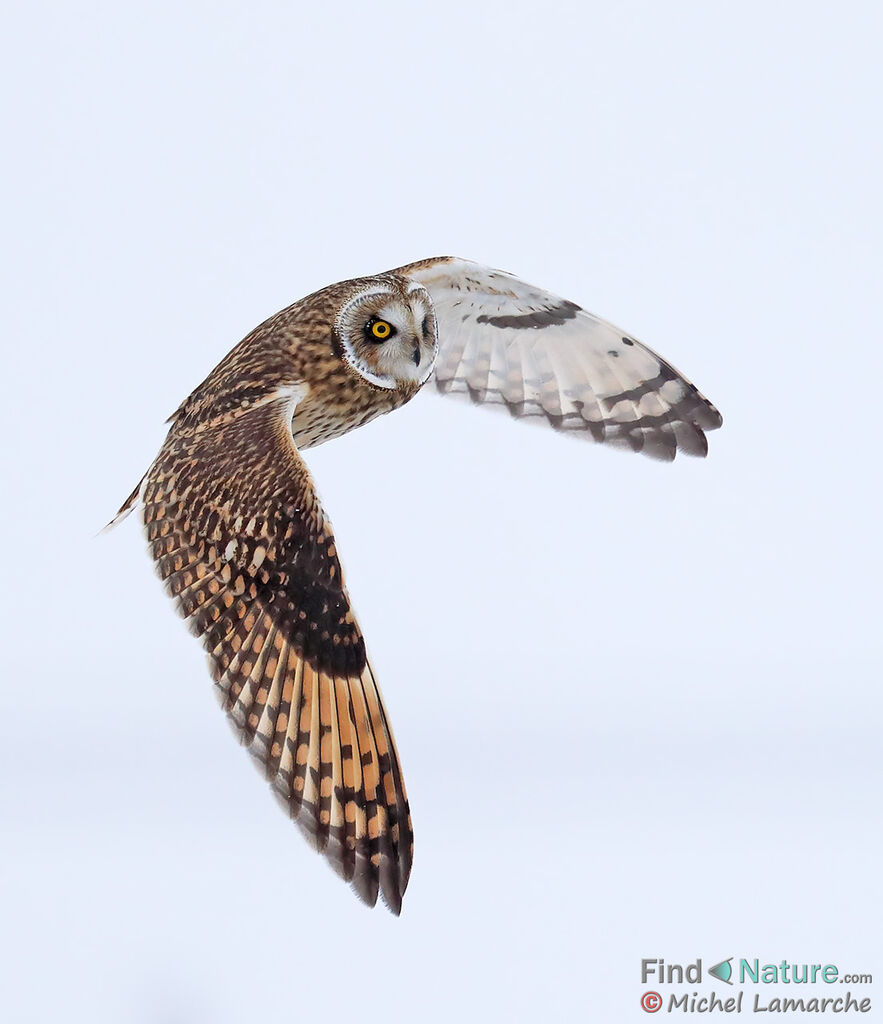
(393, 257), (722, 460)
(140, 387), (412, 913)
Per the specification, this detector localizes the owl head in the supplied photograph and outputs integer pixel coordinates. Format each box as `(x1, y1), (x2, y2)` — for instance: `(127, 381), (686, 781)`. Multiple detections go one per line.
(332, 276), (437, 391)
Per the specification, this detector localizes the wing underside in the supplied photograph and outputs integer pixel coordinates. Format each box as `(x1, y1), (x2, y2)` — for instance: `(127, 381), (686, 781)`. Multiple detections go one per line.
(394, 256), (722, 460)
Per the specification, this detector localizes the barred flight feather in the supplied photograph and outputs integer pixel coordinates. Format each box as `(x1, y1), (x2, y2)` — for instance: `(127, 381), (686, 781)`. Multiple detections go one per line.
(134, 387), (413, 913)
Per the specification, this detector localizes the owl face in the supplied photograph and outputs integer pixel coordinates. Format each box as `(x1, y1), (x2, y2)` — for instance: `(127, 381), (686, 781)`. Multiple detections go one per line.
(333, 279), (437, 391)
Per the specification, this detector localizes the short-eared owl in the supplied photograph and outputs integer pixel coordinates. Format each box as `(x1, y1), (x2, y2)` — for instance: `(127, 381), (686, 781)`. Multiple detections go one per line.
(113, 257), (722, 913)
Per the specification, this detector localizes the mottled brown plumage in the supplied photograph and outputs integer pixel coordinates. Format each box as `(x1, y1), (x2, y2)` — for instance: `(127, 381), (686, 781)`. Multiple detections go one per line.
(114, 257), (722, 914)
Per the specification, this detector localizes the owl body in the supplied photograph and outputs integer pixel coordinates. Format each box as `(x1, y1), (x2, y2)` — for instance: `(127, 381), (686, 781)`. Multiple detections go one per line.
(116, 256), (723, 914)
(169, 273), (427, 450)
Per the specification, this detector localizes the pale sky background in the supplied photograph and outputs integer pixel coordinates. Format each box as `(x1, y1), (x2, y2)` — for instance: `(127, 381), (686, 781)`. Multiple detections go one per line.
(2, 1), (881, 1021)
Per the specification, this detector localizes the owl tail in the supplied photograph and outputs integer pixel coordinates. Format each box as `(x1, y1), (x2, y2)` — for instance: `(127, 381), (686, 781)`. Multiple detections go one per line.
(101, 473), (147, 533)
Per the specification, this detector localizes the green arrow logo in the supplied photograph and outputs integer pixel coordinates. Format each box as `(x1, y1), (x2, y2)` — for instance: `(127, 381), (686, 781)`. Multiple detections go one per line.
(709, 958), (734, 985)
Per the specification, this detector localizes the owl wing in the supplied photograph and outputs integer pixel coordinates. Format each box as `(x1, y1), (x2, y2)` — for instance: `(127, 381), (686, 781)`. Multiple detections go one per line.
(394, 256), (722, 460)
(141, 386), (412, 913)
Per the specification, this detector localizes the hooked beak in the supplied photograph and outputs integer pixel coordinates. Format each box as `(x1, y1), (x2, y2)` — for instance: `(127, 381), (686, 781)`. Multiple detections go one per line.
(412, 340), (421, 367)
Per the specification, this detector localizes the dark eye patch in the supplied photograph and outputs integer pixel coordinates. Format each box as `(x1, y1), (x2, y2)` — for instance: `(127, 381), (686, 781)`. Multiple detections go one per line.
(365, 318), (396, 343)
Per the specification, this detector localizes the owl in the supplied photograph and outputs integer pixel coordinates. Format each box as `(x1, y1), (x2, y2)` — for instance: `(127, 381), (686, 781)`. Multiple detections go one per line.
(113, 256), (722, 914)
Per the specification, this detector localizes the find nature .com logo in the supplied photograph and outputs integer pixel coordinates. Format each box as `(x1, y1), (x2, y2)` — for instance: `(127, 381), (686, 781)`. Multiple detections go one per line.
(640, 958), (873, 1014)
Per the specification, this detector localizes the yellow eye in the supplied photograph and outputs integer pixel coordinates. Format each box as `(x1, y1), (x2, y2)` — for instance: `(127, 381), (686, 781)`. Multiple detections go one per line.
(369, 319), (393, 341)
